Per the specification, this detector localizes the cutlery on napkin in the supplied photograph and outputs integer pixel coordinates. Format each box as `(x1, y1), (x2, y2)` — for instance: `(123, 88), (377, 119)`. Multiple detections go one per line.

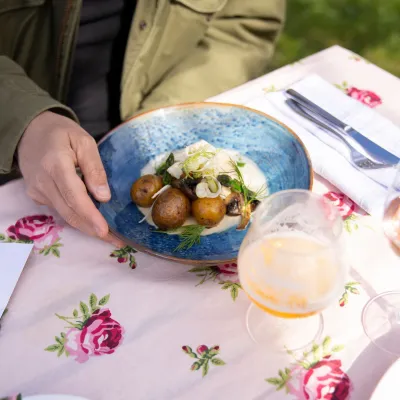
(0, 243), (33, 318)
(285, 88), (399, 167)
(244, 74), (400, 217)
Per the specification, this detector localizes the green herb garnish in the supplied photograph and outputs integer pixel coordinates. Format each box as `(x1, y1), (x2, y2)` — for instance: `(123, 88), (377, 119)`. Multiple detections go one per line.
(162, 171), (173, 185)
(174, 225), (206, 251)
(228, 159), (267, 206)
(155, 224), (206, 251)
(156, 153), (175, 176)
(237, 161), (246, 168)
(217, 174), (231, 187)
(217, 174), (242, 193)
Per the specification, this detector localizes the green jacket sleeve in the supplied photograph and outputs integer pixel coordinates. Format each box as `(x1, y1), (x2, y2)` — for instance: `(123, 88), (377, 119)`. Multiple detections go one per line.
(0, 56), (77, 174)
(139, 0), (285, 112)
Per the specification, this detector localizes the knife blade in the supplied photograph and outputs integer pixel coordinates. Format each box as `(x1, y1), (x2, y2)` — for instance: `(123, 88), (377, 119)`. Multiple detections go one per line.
(285, 89), (400, 165)
(286, 98), (390, 169)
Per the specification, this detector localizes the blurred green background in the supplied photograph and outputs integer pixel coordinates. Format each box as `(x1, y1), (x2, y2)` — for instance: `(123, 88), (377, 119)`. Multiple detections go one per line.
(272, 0), (400, 77)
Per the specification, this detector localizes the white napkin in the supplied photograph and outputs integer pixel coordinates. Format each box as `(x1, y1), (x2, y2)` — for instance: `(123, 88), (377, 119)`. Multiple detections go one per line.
(0, 243), (33, 316)
(245, 75), (400, 217)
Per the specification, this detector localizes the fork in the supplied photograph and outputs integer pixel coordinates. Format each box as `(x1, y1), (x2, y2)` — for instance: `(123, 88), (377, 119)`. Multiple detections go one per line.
(285, 99), (391, 170)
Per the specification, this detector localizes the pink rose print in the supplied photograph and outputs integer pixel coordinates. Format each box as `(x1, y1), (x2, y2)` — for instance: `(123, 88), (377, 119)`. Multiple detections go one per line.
(347, 87), (382, 108)
(287, 359), (351, 400)
(323, 192), (359, 233)
(6, 215), (61, 248)
(63, 328), (84, 361)
(267, 336), (352, 399)
(217, 263), (239, 283)
(182, 344), (225, 377)
(335, 81), (382, 108)
(110, 246), (137, 269)
(196, 345), (208, 355)
(45, 293), (124, 363)
(323, 192), (355, 220)
(64, 309), (124, 363)
(303, 357), (351, 399)
(1, 215), (63, 257)
(188, 263), (242, 301)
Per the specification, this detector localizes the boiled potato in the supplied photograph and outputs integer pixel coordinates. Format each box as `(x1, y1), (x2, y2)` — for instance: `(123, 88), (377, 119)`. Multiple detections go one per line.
(192, 197), (226, 228)
(152, 188), (191, 230)
(130, 174), (163, 207)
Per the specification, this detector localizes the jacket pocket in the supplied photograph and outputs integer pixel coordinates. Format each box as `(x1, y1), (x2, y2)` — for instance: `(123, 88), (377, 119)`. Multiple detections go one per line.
(174, 0), (227, 14)
(0, 0), (45, 14)
(144, 0), (228, 91)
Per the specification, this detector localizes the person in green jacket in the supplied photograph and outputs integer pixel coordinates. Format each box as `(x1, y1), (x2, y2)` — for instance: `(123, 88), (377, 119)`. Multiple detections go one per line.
(0, 0), (285, 246)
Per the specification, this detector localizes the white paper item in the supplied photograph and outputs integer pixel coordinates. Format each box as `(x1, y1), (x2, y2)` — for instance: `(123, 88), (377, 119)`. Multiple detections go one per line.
(244, 75), (400, 217)
(0, 243), (33, 316)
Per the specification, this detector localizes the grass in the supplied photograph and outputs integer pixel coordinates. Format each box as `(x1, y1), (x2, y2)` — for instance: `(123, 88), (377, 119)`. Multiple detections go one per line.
(272, 0), (400, 77)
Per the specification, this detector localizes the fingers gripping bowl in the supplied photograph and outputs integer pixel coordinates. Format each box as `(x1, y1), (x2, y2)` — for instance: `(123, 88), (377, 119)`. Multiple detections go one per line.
(96, 103), (313, 265)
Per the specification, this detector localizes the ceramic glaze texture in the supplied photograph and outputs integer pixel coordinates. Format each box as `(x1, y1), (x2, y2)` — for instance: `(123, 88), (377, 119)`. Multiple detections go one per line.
(97, 103), (312, 264)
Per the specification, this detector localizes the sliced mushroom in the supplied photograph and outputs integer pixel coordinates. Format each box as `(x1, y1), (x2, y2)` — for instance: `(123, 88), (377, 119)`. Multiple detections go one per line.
(170, 177), (200, 201)
(237, 204), (252, 230)
(171, 179), (181, 189)
(224, 192), (243, 216)
(225, 192), (255, 230)
(250, 199), (261, 212)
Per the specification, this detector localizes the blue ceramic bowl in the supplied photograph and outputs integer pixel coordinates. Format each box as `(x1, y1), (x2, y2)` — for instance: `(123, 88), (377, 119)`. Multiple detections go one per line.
(96, 103), (313, 265)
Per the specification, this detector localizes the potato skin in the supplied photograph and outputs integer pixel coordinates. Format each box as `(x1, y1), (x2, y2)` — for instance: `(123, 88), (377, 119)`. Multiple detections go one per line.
(131, 174), (163, 207)
(152, 188), (191, 230)
(192, 197), (226, 227)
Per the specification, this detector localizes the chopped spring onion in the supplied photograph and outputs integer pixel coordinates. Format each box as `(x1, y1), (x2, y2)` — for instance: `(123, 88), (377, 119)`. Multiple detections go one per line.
(151, 184), (171, 199)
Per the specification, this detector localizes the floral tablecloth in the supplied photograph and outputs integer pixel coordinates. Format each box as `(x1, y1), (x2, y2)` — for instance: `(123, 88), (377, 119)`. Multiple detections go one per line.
(1, 45), (400, 400)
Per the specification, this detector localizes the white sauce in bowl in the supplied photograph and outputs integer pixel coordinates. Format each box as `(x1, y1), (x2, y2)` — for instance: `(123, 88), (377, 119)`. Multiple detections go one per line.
(137, 148), (267, 236)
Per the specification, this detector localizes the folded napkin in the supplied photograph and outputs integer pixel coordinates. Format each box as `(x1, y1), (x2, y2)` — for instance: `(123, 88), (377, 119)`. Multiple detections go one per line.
(0, 243), (33, 317)
(245, 74), (400, 217)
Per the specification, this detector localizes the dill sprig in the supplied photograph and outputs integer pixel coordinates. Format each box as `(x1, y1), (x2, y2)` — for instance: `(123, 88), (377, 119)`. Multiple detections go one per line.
(249, 184), (268, 203)
(155, 224), (206, 251)
(227, 159), (267, 205)
(174, 225), (206, 251)
(229, 159), (249, 204)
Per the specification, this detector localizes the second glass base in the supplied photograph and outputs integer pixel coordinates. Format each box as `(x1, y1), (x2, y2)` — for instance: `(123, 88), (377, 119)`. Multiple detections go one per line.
(246, 303), (324, 352)
(362, 291), (400, 356)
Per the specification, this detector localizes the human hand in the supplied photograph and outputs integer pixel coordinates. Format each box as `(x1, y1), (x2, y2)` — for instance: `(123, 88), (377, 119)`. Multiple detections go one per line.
(17, 111), (124, 247)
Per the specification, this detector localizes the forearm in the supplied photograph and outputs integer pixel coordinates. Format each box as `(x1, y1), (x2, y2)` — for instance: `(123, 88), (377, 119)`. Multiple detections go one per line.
(0, 56), (77, 174)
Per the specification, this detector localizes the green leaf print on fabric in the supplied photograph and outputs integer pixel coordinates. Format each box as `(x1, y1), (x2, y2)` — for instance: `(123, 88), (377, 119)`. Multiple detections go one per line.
(188, 263), (242, 301)
(182, 345), (225, 377)
(339, 282), (360, 307)
(110, 246), (138, 269)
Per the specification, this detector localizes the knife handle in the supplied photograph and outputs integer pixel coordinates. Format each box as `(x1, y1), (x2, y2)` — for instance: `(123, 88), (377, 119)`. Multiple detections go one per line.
(285, 89), (348, 131)
(285, 99), (350, 147)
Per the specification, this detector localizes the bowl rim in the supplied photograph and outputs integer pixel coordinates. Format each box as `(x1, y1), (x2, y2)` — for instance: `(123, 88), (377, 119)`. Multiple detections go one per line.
(99, 101), (314, 265)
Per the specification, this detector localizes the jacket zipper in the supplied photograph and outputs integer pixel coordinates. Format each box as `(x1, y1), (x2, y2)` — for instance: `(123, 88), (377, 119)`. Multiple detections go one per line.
(54, 0), (80, 102)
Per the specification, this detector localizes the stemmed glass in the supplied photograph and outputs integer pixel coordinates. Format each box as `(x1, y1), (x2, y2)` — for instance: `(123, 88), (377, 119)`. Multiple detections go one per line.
(238, 189), (347, 352)
(383, 162), (400, 252)
(362, 162), (400, 355)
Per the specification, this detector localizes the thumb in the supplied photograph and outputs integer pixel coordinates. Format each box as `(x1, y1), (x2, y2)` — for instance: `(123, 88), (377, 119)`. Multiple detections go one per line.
(76, 135), (111, 202)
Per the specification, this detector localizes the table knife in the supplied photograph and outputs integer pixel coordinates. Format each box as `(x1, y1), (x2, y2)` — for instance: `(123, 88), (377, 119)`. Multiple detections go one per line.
(285, 89), (400, 166)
